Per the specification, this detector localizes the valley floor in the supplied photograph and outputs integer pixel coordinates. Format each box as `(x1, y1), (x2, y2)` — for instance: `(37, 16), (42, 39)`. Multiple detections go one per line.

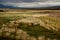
(0, 9), (60, 40)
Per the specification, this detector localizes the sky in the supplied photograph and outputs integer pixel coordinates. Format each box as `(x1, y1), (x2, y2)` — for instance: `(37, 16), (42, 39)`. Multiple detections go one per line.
(0, 0), (60, 8)
(0, 0), (48, 2)
(0, 0), (60, 2)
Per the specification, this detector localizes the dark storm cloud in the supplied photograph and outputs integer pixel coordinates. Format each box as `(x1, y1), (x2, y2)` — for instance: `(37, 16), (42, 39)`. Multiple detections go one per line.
(0, 0), (2, 1)
(0, 0), (48, 3)
(0, 0), (60, 3)
(0, 0), (60, 8)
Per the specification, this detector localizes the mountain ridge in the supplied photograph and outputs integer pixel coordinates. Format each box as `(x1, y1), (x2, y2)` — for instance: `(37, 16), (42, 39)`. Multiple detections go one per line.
(0, 4), (60, 10)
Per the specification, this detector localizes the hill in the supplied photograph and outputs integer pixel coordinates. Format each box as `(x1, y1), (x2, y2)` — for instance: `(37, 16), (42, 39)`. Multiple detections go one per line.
(0, 4), (60, 10)
(0, 4), (16, 8)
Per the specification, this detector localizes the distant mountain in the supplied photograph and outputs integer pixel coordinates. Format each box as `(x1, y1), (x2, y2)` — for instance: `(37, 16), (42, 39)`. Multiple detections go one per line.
(0, 4), (16, 8)
(0, 4), (60, 10)
(39, 6), (60, 10)
(19, 6), (60, 10)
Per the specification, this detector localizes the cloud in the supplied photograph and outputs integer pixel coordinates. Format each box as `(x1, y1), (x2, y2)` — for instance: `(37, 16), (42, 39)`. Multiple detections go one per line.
(0, 0), (47, 3)
(1, 0), (60, 3)
(1, 2), (60, 8)
(48, 0), (60, 2)
(0, 0), (60, 3)
(0, 0), (60, 8)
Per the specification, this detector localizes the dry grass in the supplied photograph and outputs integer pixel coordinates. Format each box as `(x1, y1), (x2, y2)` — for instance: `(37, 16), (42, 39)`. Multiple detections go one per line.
(0, 9), (60, 40)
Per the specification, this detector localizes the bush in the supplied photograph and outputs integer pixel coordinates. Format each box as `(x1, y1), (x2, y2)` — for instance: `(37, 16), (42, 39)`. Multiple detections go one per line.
(17, 22), (52, 38)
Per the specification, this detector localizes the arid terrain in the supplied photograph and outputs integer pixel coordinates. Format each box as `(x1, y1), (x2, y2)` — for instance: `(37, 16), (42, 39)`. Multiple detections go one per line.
(0, 9), (60, 40)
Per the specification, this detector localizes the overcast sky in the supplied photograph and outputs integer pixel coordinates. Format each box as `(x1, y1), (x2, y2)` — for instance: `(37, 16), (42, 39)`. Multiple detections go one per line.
(0, 0), (60, 8)
(0, 0), (48, 3)
(1, 0), (60, 3)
